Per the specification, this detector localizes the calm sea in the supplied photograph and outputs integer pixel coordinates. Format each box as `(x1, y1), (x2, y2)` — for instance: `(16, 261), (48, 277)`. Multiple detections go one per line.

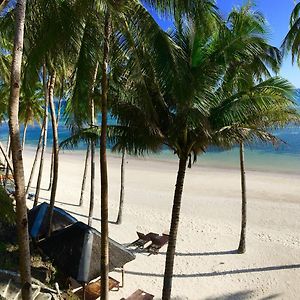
(1, 99), (300, 174)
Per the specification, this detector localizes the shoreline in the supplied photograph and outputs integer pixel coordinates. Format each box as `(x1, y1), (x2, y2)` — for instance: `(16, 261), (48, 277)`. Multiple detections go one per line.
(22, 145), (300, 176)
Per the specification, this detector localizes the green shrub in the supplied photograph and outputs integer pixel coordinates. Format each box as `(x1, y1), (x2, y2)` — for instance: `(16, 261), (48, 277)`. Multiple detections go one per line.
(0, 185), (15, 225)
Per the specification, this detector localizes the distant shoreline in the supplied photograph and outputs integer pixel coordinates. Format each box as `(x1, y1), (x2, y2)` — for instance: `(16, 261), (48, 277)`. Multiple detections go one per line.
(21, 145), (300, 176)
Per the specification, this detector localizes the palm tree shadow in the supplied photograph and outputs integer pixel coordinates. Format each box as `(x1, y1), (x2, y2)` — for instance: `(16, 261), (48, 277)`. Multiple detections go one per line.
(158, 250), (238, 256)
(205, 290), (253, 300)
(51, 199), (81, 207)
(123, 263), (300, 278)
(27, 196), (82, 207)
(204, 291), (281, 300)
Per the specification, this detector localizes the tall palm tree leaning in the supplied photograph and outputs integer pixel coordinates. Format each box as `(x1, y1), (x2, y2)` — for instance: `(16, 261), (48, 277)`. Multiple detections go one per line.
(110, 5), (298, 299)
(8, 0), (32, 298)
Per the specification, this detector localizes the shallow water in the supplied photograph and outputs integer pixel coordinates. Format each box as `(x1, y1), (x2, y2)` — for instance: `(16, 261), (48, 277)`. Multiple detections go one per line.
(1, 100), (300, 174)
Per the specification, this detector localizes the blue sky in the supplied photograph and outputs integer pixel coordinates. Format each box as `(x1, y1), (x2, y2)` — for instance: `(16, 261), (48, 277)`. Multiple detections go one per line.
(147, 0), (300, 87)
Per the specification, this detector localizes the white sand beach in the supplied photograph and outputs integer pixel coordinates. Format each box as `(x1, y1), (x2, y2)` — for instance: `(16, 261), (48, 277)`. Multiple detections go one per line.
(23, 149), (300, 300)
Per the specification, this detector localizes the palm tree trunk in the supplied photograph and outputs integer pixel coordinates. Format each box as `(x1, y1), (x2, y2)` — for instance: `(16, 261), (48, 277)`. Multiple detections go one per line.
(100, 11), (111, 300)
(47, 71), (58, 237)
(79, 143), (90, 206)
(88, 140), (95, 226)
(88, 62), (98, 225)
(47, 91), (62, 191)
(22, 121), (27, 150)
(8, 0), (32, 298)
(116, 150), (125, 225)
(34, 64), (49, 207)
(238, 142), (247, 254)
(25, 125), (44, 195)
(162, 156), (188, 300)
(47, 150), (54, 191)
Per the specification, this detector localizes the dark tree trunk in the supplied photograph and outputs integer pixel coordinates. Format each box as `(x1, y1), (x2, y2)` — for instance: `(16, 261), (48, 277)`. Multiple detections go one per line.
(88, 63), (98, 226)
(22, 122), (27, 150)
(34, 64), (49, 207)
(8, 0), (32, 298)
(88, 140), (95, 226)
(47, 89), (62, 191)
(238, 142), (247, 254)
(79, 143), (90, 206)
(47, 72), (58, 237)
(25, 125), (44, 195)
(162, 156), (188, 300)
(116, 150), (125, 225)
(100, 11), (111, 300)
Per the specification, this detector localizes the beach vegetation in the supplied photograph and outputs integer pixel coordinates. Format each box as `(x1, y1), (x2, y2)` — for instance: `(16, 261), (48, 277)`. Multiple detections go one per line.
(109, 3), (299, 299)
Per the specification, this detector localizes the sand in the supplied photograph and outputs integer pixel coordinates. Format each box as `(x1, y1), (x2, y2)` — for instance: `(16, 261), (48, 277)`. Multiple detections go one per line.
(22, 148), (300, 300)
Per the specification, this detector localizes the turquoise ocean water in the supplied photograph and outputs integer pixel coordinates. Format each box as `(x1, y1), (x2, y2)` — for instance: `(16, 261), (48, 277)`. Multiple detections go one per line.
(1, 100), (300, 174)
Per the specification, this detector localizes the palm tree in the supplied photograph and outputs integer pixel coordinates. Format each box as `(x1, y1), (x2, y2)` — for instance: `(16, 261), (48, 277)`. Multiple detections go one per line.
(8, 0), (32, 298)
(218, 5), (299, 254)
(110, 9), (298, 299)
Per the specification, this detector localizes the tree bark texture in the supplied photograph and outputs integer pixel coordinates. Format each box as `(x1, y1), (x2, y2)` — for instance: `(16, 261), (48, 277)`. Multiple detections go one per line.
(47, 72), (58, 237)
(47, 92), (62, 191)
(162, 157), (187, 300)
(100, 11), (111, 300)
(238, 142), (247, 254)
(8, 0), (32, 298)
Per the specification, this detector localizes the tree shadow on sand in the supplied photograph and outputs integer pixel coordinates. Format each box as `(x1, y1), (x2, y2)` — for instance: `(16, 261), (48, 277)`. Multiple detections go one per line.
(157, 250), (238, 256)
(204, 290), (281, 300)
(122, 263), (300, 278)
